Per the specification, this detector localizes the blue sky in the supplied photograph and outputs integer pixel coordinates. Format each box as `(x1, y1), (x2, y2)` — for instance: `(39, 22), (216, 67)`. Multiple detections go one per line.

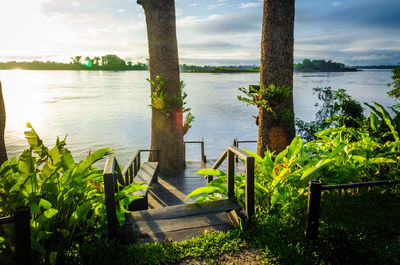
(0, 0), (399, 65)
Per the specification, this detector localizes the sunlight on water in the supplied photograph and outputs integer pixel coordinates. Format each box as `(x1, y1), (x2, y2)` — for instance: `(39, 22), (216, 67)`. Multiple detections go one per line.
(0, 69), (395, 166)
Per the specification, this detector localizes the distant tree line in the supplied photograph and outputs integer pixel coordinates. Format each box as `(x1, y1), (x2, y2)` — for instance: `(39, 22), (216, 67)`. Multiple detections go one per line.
(0, 55), (149, 71)
(294, 59), (358, 72)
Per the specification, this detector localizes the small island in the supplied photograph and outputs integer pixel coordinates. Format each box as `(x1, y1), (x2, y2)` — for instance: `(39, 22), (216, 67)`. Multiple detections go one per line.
(294, 59), (359, 72)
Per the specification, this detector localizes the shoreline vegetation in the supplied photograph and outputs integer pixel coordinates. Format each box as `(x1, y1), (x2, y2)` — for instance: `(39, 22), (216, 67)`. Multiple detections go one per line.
(0, 55), (397, 72)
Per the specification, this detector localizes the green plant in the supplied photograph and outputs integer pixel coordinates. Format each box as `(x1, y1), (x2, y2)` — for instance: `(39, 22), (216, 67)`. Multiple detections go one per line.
(188, 102), (400, 216)
(148, 75), (195, 133)
(296, 87), (364, 141)
(387, 64), (400, 99)
(238, 84), (291, 118)
(0, 124), (147, 264)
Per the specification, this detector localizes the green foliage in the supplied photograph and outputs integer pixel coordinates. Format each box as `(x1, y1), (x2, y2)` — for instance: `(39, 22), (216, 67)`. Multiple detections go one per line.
(148, 75), (195, 133)
(237, 84), (292, 119)
(0, 125), (146, 264)
(189, 102), (400, 215)
(294, 59), (357, 72)
(387, 64), (400, 99)
(296, 87), (364, 141)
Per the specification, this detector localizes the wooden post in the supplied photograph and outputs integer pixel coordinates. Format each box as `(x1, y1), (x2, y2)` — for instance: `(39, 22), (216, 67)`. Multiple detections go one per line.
(233, 137), (239, 163)
(14, 207), (31, 265)
(227, 151), (235, 200)
(245, 156), (255, 220)
(306, 180), (322, 240)
(103, 159), (118, 239)
(201, 137), (206, 163)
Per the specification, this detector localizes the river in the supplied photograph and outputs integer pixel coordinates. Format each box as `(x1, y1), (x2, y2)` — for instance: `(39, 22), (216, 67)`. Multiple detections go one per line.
(0, 69), (394, 165)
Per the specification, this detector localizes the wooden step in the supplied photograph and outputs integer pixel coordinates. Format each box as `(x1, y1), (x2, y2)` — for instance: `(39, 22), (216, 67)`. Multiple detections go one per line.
(126, 199), (241, 242)
(130, 199), (239, 221)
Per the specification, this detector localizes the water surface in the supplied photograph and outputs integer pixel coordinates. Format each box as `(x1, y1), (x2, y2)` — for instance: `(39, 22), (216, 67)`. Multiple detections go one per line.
(0, 69), (394, 165)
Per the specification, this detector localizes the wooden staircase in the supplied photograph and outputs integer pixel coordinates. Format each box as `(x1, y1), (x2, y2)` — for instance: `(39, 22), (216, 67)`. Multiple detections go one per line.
(103, 146), (254, 243)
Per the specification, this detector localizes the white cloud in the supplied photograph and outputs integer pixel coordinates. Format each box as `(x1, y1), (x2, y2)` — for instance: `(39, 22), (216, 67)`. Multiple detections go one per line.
(208, 4), (223, 10)
(72, 1), (80, 7)
(332, 2), (342, 7)
(117, 9), (126, 13)
(239, 2), (263, 8)
(189, 3), (198, 7)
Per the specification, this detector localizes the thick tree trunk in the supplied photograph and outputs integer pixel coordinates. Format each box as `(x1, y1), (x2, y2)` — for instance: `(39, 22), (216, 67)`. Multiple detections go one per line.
(0, 82), (7, 164)
(138, 0), (185, 174)
(258, 0), (295, 156)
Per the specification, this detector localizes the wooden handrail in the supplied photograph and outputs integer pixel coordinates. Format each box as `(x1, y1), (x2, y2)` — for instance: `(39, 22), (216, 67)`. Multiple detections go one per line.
(233, 137), (256, 162)
(103, 157), (120, 239)
(206, 145), (255, 220)
(306, 179), (400, 240)
(122, 149), (159, 186)
(184, 137), (206, 163)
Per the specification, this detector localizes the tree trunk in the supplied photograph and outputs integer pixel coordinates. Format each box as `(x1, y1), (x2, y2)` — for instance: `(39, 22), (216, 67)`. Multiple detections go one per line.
(258, 0), (295, 156)
(0, 82), (7, 164)
(138, 0), (185, 174)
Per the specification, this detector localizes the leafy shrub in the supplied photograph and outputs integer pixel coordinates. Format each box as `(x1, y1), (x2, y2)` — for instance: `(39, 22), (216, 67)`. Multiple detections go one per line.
(0, 124), (146, 264)
(188, 102), (400, 216)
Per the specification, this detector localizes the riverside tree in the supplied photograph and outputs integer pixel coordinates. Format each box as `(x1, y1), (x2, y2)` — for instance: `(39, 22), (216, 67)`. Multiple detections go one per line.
(0, 82), (7, 164)
(137, 0), (185, 174)
(258, 0), (296, 156)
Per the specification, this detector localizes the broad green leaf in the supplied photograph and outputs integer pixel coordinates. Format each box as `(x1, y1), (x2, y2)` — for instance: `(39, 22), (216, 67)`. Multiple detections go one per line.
(120, 195), (143, 206)
(68, 201), (91, 227)
(370, 112), (379, 132)
(301, 158), (335, 180)
(30, 203), (40, 214)
(369, 157), (397, 164)
(194, 194), (221, 203)
(195, 168), (226, 177)
(18, 149), (34, 174)
(286, 136), (303, 161)
(49, 251), (57, 265)
(49, 145), (61, 165)
(39, 199), (52, 210)
(73, 147), (109, 177)
(44, 208), (58, 219)
(374, 102), (399, 141)
(61, 149), (75, 169)
(185, 186), (223, 199)
(115, 182), (148, 200)
(242, 149), (264, 164)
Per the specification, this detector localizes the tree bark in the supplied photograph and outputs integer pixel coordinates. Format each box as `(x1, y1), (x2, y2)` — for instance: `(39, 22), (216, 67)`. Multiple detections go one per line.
(258, 0), (295, 156)
(0, 82), (7, 164)
(138, 0), (185, 174)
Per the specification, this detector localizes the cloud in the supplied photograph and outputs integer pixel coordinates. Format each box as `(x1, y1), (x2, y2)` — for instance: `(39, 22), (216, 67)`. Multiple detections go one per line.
(207, 4), (224, 10)
(239, 2), (263, 8)
(72, 1), (80, 7)
(189, 3), (198, 7)
(331, 2), (342, 7)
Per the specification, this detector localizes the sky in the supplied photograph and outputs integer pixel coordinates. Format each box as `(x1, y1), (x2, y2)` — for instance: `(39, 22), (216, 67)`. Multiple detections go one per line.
(0, 0), (399, 66)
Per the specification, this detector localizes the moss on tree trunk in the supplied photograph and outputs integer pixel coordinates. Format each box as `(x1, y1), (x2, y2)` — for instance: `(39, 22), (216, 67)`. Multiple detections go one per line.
(138, 0), (185, 174)
(258, 0), (295, 156)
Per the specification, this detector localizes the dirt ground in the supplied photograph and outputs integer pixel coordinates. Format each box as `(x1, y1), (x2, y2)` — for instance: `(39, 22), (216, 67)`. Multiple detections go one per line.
(176, 248), (268, 265)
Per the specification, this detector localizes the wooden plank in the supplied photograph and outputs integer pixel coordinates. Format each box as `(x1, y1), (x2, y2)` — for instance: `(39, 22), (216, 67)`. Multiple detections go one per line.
(136, 222), (234, 243)
(130, 199), (239, 222)
(133, 211), (233, 236)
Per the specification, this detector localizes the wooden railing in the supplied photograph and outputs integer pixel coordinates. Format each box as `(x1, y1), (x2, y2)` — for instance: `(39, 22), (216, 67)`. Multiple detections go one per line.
(306, 179), (400, 240)
(184, 138), (206, 163)
(232, 137), (256, 162)
(122, 149), (159, 186)
(104, 149), (159, 238)
(0, 207), (31, 265)
(206, 146), (255, 220)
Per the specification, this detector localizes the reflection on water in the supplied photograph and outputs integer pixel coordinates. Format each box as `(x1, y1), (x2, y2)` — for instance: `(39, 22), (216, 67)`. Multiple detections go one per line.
(0, 69), (394, 166)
